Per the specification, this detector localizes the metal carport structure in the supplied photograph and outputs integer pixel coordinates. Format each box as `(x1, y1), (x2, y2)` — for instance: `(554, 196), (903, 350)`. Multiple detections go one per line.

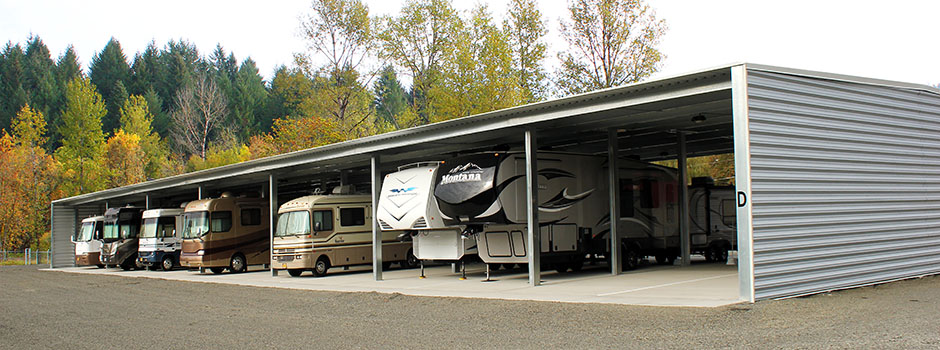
(50, 63), (940, 302)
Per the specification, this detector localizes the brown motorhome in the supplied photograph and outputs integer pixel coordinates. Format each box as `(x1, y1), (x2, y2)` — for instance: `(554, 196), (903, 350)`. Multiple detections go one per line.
(179, 193), (269, 274)
(272, 195), (416, 277)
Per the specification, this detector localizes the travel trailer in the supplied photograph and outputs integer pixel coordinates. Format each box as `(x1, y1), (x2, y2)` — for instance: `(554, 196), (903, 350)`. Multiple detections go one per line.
(137, 208), (184, 271)
(99, 207), (145, 270)
(688, 177), (737, 262)
(179, 193), (269, 274)
(377, 162), (475, 263)
(72, 215), (105, 268)
(424, 151), (685, 272)
(272, 193), (416, 277)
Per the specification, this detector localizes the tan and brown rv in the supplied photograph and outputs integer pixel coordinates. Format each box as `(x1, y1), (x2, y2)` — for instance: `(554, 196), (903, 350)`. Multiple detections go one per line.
(272, 194), (417, 277)
(179, 193), (269, 274)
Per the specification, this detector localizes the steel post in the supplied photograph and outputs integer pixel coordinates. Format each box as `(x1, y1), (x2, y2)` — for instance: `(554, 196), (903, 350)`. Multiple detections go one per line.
(525, 128), (541, 286)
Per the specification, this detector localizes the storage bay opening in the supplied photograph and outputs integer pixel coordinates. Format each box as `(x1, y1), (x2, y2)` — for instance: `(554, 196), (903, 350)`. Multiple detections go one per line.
(50, 64), (940, 302)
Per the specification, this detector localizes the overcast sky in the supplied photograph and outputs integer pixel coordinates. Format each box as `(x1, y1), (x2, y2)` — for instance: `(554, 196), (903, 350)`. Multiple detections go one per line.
(1, 0), (937, 87)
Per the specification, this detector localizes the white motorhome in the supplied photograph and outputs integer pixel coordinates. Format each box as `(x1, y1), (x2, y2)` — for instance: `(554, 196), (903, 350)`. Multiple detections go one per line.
(72, 216), (105, 268)
(377, 162), (475, 263)
(688, 177), (737, 262)
(137, 208), (184, 271)
(272, 193), (417, 277)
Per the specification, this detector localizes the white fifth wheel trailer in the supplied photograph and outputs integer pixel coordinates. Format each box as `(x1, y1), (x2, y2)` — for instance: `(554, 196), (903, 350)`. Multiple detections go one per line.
(377, 162), (475, 263)
(688, 177), (737, 262)
(386, 151), (685, 272)
(137, 208), (184, 271)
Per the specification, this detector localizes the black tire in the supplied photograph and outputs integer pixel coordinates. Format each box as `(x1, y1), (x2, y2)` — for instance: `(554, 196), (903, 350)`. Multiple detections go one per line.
(95, 264), (105, 268)
(161, 256), (175, 271)
(569, 259), (584, 272)
(709, 245), (729, 263)
(210, 267), (225, 274)
(287, 269), (304, 277)
(655, 254), (671, 265)
(622, 245), (640, 271)
(229, 254), (247, 273)
(311, 256), (330, 277)
(401, 250), (419, 269)
(120, 257), (135, 271)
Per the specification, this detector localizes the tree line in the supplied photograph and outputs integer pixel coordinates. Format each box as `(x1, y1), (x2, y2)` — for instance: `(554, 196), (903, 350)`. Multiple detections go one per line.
(0, 0), (667, 251)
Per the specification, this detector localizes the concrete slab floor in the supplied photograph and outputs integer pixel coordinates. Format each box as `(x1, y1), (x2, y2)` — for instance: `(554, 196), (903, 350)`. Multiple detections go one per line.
(48, 261), (741, 307)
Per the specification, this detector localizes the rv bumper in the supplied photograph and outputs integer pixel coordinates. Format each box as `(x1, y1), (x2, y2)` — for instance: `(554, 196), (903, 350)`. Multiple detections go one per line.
(272, 254), (314, 270)
(138, 251), (170, 266)
(75, 252), (101, 266)
(179, 252), (205, 268)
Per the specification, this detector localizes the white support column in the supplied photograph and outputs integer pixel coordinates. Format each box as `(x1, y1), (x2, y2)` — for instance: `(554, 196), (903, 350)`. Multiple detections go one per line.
(371, 154), (383, 281)
(608, 128), (622, 275)
(145, 195), (150, 210)
(677, 131), (691, 266)
(269, 174), (278, 276)
(197, 186), (203, 200)
(525, 128), (541, 286)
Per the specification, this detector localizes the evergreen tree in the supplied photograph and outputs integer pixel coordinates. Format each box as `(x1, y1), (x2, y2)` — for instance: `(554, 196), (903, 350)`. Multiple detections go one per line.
(89, 38), (131, 134)
(232, 58), (269, 137)
(129, 41), (161, 96)
(0, 42), (28, 131)
(23, 36), (59, 126)
(49, 45), (82, 150)
(372, 65), (408, 127)
(56, 77), (107, 195)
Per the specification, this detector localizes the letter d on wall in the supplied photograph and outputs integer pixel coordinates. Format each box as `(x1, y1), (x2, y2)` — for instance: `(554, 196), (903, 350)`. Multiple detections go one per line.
(737, 191), (748, 207)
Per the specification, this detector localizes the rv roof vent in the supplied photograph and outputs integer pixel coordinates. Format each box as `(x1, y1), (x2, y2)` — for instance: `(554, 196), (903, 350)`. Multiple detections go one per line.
(220, 192), (234, 198)
(332, 185), (355, 195)
(691, 177), (715, 186)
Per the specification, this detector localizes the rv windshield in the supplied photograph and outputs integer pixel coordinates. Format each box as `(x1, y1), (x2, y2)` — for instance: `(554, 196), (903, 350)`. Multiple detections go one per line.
(181, 212), (210, 239)
(140, 218), (158, 238)
(77, 222), (95, 242)
(275, 211), (310, 237)
(103, 222), (120, 240)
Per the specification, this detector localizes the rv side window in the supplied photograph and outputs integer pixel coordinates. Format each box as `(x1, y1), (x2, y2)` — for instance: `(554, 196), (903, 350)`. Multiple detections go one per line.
(339, 208), (366, 227)
(720, 199), (736, 226)
(159, 217), (176, 238)
(313, 210), (333, 232)
(619, 179), (635, 217)
(241, 208), (262, 226)
(211, 211), (233, 232)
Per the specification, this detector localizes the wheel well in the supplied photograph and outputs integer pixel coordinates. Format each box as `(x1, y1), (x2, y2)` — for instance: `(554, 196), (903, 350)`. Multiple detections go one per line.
(316, 254), (331, 266)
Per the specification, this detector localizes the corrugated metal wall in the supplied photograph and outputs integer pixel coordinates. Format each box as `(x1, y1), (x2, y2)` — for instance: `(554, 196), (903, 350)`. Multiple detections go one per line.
(51, 205), (76, 268)
(746, 69), (940, 300)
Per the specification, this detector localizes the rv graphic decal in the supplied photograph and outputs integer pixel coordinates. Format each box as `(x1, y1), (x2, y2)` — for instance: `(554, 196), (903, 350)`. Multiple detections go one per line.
(540, 188), (595, 213)
(390, 187), (417, 193)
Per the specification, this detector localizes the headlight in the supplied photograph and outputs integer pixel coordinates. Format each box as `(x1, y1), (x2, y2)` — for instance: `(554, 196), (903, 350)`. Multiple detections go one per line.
(196, 250), (204, 256)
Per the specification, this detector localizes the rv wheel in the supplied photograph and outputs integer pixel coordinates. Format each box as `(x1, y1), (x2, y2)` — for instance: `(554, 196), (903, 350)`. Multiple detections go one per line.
(569, 259), (584, 272)
(96, 264), (105, 268)
(311, 257), (330, 277)
(402, 250), (419, 269)
(229, 254), (247, 273)
(161, 256), (175, 271)
(120, 258), (135, 271)
(622, 246), (640, 271)
(210, 267), (225, 274)
(287, 269), (303, 277)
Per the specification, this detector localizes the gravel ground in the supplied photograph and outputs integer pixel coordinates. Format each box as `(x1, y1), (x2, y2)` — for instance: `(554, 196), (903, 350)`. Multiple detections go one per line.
(1, 265), (938, 349)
